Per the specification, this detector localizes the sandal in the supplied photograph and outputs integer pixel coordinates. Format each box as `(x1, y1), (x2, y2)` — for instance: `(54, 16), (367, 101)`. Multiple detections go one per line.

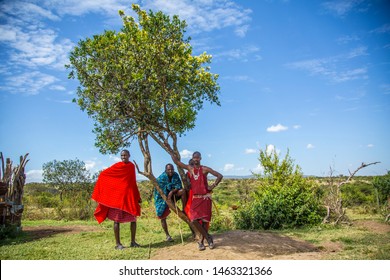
(130, 242), (140, 248)
(166, 236), (174, 242)
(198, 242), (205, 251)
(115, 244), (125, 250)
(207, 235), (215, 249)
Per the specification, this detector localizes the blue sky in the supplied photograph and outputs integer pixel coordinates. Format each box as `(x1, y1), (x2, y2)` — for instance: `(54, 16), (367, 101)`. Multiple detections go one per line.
(1, 0), (389, 183)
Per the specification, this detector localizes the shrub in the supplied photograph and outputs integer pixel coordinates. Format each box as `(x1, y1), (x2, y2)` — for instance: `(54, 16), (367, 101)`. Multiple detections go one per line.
(234, 147), (324, 230)
(0, 224), (20, 240)
(373, 172), (390, 221)
(35, 192), (60, 208)
(55, 190), (95, 220)
(373, 172), (390, 205)
(341, 181), (376, 207)
(210, 210), (235, 231)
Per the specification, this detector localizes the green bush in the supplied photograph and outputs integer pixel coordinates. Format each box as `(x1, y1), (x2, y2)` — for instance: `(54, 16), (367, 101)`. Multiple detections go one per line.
(373, 172), (390, 205)
(35, 192), (60, 208)
(341, 181), (376, 207)
(234, 147), (324, 230)
(0, 224), (20, 240)
(55, 190), (95, 220)
(210, 210), (235, 231)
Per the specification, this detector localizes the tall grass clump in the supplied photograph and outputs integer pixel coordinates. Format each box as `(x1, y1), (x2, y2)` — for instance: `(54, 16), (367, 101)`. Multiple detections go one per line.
(234, 147), (324, 230)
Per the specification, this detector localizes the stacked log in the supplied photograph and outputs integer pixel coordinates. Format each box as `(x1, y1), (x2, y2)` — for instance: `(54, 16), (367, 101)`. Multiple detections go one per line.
(0, 152), (29, 229)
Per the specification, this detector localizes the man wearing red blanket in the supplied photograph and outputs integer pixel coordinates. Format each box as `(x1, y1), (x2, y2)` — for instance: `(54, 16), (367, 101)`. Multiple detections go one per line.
(171, 151), (223, 251)
(92, 149), (142, 250)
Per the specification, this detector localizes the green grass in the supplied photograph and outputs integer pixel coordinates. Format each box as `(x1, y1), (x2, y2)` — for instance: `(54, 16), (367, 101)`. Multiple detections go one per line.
(1, 215), (195, 260)
(280, 220), (390, 260)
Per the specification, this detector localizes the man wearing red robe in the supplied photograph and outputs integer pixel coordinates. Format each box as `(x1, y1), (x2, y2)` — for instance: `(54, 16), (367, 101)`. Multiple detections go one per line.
(91, 150), (141, 250)
(171, 151), (223, 250)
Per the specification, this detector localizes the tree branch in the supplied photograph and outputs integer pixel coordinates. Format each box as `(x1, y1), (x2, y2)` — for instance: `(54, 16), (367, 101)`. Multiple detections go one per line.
(323, 161), (381, 225)
(341, 161), (381, 187)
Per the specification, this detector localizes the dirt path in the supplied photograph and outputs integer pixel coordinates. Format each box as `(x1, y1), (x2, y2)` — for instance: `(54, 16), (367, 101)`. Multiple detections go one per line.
(22, 225), (102, 240)
(150, 230), (325, 260)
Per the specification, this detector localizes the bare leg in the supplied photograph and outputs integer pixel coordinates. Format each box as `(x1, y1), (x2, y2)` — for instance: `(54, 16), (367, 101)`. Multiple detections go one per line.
(161, 218), (169, 236)
(177, 189), (187, 211)
(202, 221), (214, 249)
(114, 222), (124, 249)
(130, 221), (140, 247)
(161, 218), (173, 241)
(191, 219), (209, 250)
(189, 226), (196, 240)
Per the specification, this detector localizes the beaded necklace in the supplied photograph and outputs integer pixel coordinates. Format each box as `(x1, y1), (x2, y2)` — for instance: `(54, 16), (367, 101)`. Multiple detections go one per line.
(193, 167), (200, 181)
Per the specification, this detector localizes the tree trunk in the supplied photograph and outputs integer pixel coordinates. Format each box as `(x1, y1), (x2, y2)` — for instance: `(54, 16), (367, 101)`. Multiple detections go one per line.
(136, 131), (201, 238)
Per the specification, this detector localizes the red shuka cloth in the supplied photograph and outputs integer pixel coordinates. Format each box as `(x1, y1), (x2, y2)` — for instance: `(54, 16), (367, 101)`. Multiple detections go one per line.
(189, 166), (212, 222)
(184, 172), (193, 219)
(91, 161), (141, 224)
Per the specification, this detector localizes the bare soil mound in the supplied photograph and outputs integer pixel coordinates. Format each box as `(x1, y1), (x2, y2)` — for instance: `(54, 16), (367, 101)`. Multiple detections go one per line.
(150, 230), (323, 260)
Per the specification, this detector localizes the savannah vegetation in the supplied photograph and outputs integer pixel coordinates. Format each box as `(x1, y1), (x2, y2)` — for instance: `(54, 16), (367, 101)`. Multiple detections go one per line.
(1, 147), (389, 260)
(2, 5), (388, 260)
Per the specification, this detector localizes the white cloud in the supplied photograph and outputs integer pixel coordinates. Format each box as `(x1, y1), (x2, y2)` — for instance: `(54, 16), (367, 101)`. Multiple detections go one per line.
(0, 1), (61, 23)
(380, 84), (390, 95)
(265, 144), (281, 158)
(109, 155), (121, 162)
(214, 45), (260, 62)
(84, 160), (97, 171)
(26, 169), (43, 183)
(223, 163), (235, 172)
(143, 0), (252, 35)
(0, 0), (253, 96)
(245, 148), (257, 154)
(49, 85), (67, 91)
(286, 47), (369, 83)
(54, 99), (73, 104)
(251, 163), (264, 174)
(221, 163), (245, 174)
(346, 46), (368, 59)
(235, 24), (249, 37)
(333, 67), (367, 83)
(4, 27), (74, 69)
(371, 23), (390, 34)
(42, 0), (128, 17)
(1, 71), (58, 95)
(266, 145), (274, 155)
(293, 125), (301, 129)
(322, 0), (365, 17)
(267, 124), (288, 132)
(307, 144), (315, 149)
(336, 34), (360, 44)
(367, 144), (374, 148)
(180, 149), (193, 159)
(223, 75), (254, 82)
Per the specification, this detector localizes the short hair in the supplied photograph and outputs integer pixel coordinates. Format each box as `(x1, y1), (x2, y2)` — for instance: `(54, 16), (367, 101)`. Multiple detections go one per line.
(165, 163), (174, 170)
(121, 149), (130, 155)
(192, 151), (201, 157)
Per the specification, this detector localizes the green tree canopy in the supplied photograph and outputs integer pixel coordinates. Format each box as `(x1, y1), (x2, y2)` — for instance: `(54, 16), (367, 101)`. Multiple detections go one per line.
(67, 4), (220, 158)
(42, 159), (92, 200)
